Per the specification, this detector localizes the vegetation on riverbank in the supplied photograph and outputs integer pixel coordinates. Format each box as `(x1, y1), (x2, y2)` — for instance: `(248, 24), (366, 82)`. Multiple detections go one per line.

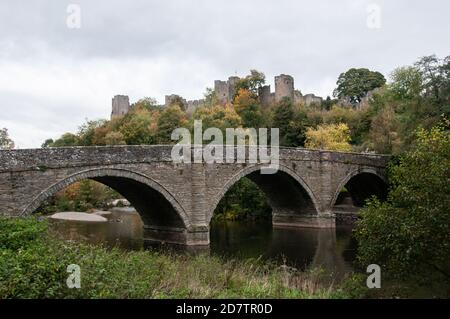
(355, 123), (450, 288)
(0, 216), (359, 299)
(35, 180), (119, 215)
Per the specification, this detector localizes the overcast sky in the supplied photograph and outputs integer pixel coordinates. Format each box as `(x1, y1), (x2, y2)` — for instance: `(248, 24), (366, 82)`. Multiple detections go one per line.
(0, 0), (449, 148)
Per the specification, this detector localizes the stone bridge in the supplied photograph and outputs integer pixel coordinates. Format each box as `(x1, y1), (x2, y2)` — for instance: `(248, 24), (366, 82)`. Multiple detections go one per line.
(0, 146), (390, 246)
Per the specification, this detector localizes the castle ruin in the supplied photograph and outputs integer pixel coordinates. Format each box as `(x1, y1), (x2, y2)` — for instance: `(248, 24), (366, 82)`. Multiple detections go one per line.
(111, 95), (131, 119)
(111, 73), (324, 119)
(258, 74), (323, 108)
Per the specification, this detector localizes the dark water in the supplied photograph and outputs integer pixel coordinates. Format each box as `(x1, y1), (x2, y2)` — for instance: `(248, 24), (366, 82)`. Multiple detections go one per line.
(50, 210), (358, 280)
(210, 221), (357, 278)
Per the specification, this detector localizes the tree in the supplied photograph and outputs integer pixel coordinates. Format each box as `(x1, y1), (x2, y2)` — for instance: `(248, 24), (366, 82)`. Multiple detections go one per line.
(389, 66), (423, 100)
(192, 105), (241, 132)
(214, 178), (271, 221)
(333, 68), (386, 104)
(131, 97), (159, 111)
(157, 105), (188, 144)
(104, 131), (126, 145)
(355, 124), (450, 283)
(166, 95), (186, 111)
(203, 87), (218, 107)
(233, 88), (263, 128)
(41, 139), (54, 148)
(271, 97), (307, 147)
(0, 128), (15, 149)
(77, 119), (107, 146)
(119, 107), (156, 145)
(51, 133), (79, 147)
(305, 123), (352, 152)
(366, 106), (402, 154)
(234, 70), (266, 98)
(415, 55), (450, 115)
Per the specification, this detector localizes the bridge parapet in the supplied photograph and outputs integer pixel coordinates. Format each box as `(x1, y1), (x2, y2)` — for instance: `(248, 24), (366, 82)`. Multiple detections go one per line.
(0, 145), (390, 172)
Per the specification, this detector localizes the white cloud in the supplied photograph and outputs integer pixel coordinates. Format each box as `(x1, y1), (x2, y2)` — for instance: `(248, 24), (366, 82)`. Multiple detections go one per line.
(0, 0), (449, 148)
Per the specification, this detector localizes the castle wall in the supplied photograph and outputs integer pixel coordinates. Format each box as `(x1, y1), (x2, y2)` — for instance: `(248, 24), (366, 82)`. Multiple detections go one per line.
(112, 73), (325, 118)
(259, 85), (274, 108)
(227, 76), (240, 102)
(301, 94), (323, 106)
(186, 99), (205, 114)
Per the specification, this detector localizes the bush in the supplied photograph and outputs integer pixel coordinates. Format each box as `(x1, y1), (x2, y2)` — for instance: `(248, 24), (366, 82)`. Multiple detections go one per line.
(355, 124), (450, 283)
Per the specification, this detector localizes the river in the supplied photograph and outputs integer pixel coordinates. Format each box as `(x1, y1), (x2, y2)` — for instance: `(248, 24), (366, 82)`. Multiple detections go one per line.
(50, 209), (358, 280)
(210, 221), (357, 278)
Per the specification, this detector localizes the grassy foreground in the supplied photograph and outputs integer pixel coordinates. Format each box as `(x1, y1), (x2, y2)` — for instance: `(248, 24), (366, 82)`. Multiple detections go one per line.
(0, 216), (368, 299)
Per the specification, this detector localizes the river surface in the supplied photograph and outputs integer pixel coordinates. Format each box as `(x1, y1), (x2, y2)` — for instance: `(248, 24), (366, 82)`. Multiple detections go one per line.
(50, 210), (358, 279)
(210, 221), (357, 278)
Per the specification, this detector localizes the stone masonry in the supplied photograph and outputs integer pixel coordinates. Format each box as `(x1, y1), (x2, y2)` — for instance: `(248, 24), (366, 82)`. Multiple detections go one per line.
(0, 146), (389, 246)
(113, 73), (325, 118)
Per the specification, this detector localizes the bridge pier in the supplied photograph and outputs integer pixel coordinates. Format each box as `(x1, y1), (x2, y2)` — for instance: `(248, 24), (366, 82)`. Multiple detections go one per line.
(143, 224), (210, 246)
(272, 213), (336, 229)
(143, 215), (337, 247)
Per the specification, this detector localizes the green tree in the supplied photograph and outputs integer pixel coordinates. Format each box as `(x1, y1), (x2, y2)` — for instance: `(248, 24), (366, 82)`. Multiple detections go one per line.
(415, 55), (450, 116)
(132, 97), (159, 111)
(389, 66), (423, 100)
(355, 124), (450, 282)
(271, 97), (307, 147)
(41, 138), (54, 148)
(157, 105), (188, 143)
(334, 68), (386, 104)
(323, 105), (373, 146)
(203, 87), (218, 107)
(119, 108), (156, 145)
(77, 119), (107, 146)
(214, 178), (271, 221)
(51, 133), (79, 147)
(0, 128), (15, 149)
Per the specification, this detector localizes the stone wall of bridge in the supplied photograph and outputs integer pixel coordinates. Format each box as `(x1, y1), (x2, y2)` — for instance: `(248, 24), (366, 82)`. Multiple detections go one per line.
(0, 146), (390, 246)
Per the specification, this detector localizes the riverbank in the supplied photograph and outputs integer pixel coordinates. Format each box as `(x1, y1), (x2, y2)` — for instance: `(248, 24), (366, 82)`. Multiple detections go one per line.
(1, 216), (447, 299)
(1, 216), (365, 299)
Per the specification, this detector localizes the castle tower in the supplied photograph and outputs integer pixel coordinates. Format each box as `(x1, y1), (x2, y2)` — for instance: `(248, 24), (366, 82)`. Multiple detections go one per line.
(111, 95), (130, 120)
(227, 76), (240, 102)
(275, 74), (295, 103)
(259, 85), (273, 108)
(214, 80), (229, 105)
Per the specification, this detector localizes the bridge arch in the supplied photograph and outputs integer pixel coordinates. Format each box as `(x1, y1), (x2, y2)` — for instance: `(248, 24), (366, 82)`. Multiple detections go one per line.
(208, 164), (320, 223)
(21, 167), (190, 229)
(331, 168), (388, 208)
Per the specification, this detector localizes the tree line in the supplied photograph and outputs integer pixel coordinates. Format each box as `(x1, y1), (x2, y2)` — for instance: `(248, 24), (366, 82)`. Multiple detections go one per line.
(37, 55), (449, 156)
